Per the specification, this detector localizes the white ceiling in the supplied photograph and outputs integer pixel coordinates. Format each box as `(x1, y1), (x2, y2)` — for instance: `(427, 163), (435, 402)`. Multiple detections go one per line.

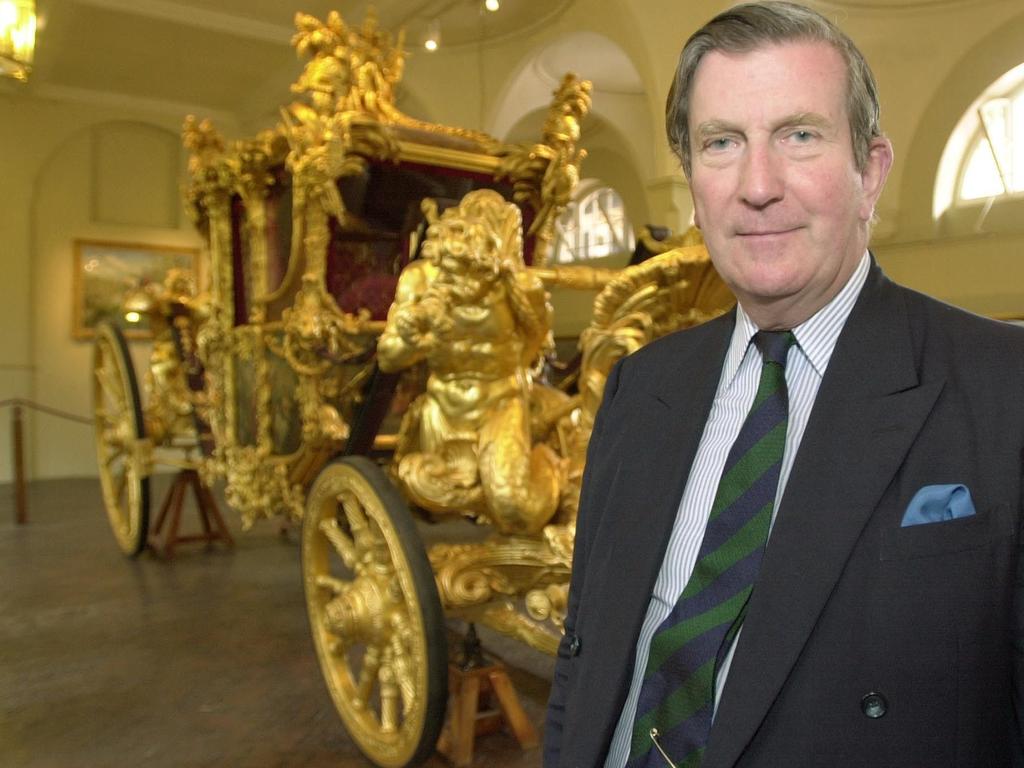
(21, 0), (574, 125)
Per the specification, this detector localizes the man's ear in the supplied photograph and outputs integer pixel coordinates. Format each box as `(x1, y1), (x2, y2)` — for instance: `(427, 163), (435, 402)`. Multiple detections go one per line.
(859, 137), (894, 222)
(690, 176), (702, 230)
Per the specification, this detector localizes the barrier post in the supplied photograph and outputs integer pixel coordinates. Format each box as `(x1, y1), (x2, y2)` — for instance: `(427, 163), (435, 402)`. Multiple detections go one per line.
(13, 403), (27, 524)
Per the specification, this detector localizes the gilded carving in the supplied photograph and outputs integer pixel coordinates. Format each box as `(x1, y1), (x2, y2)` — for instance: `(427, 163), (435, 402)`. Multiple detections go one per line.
(229, 134), (289, 321)
(579, 243), (733, 432)
(638, 223), (706, 254)
(281, 275), (375, 376)
(378, 190), (572, 536)
(429, 537), (569, 652)
(223, 445), (304, 528)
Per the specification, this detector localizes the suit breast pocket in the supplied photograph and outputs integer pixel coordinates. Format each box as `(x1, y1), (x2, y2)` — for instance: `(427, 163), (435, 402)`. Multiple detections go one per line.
(879, 503), (1015, 561)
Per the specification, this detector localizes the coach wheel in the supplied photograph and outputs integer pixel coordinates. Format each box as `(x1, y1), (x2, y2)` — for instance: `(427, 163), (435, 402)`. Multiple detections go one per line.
(92, 322), (151, 556)
(303, 456), (447, 767)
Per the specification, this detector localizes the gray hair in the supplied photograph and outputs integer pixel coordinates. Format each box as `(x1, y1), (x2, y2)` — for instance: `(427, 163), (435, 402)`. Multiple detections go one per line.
(666, 1), (882, 176)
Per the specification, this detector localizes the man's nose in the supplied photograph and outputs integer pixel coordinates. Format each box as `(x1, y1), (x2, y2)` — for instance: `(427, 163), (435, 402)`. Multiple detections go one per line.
(738, 144), (784, 209)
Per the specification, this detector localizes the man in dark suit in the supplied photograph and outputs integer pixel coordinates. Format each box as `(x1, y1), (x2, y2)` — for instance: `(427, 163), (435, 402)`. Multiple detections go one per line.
(544, 3), (1024, 767)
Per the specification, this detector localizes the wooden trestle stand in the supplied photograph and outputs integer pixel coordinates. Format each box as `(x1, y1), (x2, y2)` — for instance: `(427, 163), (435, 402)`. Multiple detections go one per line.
(437, 625), (539, 767)
(148, 469), (233, 558)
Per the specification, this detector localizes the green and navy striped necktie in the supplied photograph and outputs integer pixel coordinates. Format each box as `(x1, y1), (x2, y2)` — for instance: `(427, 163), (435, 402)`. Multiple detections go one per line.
(628, 329), (796, 768)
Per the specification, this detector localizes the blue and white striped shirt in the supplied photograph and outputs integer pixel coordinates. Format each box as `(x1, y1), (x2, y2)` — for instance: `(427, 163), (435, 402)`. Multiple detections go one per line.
(604, 252), (871, 767)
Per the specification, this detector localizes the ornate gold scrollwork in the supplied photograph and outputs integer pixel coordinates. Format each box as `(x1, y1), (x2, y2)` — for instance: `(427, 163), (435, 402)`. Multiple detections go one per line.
(182, 114), (236, 476)
(223, 444), (305, 528)
(229, 133), (289, 323)
(281, 275), (374, 376)
(428, 537), (569, 653)
(579, 243), (733, 433)
(283, 9), (403, 243)
(497, 74), (593, 266)
(274, 275), (381, 445)
(638, 223), (706, 255)
(122, 270), (204, 447)
(182, 116), (232, 239)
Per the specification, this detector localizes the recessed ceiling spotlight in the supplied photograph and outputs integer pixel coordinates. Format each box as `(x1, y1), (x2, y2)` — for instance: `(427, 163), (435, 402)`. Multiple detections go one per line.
(424, 18), (440, 51)
(485, 0), (500, 11)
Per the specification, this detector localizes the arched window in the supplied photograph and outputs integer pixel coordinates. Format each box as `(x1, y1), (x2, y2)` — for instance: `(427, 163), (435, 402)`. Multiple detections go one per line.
(934, 62), (1024, 218)
(552, 181), (635, 264)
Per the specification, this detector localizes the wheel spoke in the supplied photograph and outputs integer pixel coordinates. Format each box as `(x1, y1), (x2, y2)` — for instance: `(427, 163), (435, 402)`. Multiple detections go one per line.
(355, 643), (383, 708)
(378, 660), (400, 734)
(319, 516), (358, 570)
(114, 468), (128, 506)
(95, 364), (124, 406)
(391, 633), (416, 716)
(338, 489), (373, 555)
(314, 573), (349, 596)
(103, 444), (126, 466)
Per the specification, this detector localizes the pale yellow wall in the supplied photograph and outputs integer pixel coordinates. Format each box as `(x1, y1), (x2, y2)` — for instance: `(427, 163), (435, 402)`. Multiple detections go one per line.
(6, 0), (1024, 479)
(29, 122), (201, 479)
(0, 92), (212, 481)
(876, 232), (1024, 317)
(878, 3), (1024, 317)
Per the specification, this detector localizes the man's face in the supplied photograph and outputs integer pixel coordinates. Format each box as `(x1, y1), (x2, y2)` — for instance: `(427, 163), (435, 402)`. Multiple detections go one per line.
(687, 41), (892, 329)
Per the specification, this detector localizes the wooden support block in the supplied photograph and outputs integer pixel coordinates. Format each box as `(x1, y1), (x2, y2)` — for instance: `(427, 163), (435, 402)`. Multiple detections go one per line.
(437, 660), (539, 767)
(488, 666), (539, 749)
(148, 469), (232, 558)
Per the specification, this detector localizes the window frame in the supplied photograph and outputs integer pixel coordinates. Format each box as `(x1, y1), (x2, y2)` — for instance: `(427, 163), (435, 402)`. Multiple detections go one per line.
(935, 61), (1024, 218)
(551, 180), (636, 264)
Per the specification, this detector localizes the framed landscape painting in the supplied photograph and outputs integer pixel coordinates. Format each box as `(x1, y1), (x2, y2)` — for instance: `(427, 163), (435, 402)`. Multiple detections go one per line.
(72, 239), (198, 340)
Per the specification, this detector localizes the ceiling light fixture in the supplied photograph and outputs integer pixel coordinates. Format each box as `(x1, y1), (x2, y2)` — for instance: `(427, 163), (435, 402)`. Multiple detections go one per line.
(485, 0), (500, 11)
(424, 18), (440, 51)
(0, 0), (36, 82)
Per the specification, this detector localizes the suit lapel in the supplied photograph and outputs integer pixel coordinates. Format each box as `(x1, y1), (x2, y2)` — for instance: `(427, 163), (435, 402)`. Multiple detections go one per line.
(703, 267), (945, 768)
(573, 311), (734, 766)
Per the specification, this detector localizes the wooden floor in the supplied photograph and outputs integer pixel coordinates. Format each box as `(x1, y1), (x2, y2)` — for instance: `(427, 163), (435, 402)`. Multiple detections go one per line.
(0, 477), (554, 768)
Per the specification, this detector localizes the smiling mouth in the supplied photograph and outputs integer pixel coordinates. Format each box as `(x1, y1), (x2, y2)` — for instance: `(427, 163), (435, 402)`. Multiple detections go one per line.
(736, 227), (801, 237)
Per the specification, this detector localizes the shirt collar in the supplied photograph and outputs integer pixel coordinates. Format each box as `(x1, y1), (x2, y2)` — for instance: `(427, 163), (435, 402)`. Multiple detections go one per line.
(722, 251), (871, 387)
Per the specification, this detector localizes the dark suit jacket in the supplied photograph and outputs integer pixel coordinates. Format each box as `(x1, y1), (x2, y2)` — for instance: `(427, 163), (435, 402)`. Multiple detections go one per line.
(545, 262), (1024, 767)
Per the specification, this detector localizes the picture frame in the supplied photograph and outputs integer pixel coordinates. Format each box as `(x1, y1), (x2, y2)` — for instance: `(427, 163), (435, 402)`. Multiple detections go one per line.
(72, 239), (199, 340)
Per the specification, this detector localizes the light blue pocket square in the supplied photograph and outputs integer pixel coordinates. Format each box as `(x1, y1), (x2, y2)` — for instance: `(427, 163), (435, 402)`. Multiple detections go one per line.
(901, 484), (976, 527)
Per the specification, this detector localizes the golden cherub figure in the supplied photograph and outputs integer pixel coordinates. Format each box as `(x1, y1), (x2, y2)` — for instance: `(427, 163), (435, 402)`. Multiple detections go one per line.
(378, 190), (568, 536)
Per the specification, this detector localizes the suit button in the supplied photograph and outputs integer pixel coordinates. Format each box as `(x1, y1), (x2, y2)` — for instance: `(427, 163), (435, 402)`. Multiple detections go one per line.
(568, 634), (581, 657)
(861, 692), (887, 719)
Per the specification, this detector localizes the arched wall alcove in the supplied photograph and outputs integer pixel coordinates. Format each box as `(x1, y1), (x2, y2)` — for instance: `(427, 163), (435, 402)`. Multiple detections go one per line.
(896, 8), (1024, 241)
(488, 30), (654, 178)
(28, 119), (200, 479)
(870, 7), (1024, 317)
(488, 28), (654, 243)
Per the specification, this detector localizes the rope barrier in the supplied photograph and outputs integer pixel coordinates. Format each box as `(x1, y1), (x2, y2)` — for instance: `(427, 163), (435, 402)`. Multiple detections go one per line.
(0, 398), (92, 425)
(2, 398), (93, 525)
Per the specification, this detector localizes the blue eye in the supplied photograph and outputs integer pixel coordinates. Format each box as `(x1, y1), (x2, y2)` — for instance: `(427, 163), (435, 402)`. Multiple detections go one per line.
(791, 130), (814, 143)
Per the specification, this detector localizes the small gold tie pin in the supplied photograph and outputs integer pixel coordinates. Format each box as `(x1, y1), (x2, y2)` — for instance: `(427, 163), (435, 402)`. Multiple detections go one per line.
(649, 728), (679, 768)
